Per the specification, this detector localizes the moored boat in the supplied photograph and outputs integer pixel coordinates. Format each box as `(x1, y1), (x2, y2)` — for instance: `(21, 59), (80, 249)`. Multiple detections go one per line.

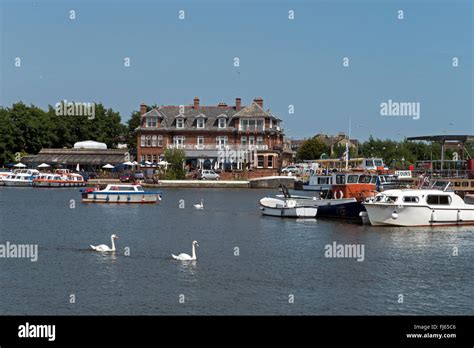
(2, 169), (40, 187)
(33, 170), (86, 187)
(363, 188), (474, 226)
(80, 184), (162, 204)
(259, 197), (318, 218)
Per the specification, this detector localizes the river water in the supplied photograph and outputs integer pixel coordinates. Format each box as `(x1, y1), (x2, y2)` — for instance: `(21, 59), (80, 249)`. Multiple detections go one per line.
(0, 187), (472, 315)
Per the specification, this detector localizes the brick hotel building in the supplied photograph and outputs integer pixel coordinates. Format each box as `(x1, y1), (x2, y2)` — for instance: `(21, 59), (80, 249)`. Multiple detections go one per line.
(136, 97), (292, 173)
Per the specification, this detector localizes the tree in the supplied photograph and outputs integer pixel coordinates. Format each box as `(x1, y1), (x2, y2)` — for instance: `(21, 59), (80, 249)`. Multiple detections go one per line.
(296, 137), (330, 161)
(126, 111), (141, 151)
(164, 149), (186, 179)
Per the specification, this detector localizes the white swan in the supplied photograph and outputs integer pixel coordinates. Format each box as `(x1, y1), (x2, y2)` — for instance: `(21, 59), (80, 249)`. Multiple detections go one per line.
(193, 199), (204, 209)
(172, 240), (199, 261)
(90, 234), (119, 252)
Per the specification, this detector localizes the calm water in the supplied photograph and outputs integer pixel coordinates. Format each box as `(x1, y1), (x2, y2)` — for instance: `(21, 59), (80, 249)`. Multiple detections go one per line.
(0, 187), (473, 315)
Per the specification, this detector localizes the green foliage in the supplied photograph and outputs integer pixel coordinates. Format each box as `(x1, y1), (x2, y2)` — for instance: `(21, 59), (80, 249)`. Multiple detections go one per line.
(126, 110), (141, 151)
(0, 102), (127, 165)
(296, 137), (330, 161)
(164, 149), (186, 180)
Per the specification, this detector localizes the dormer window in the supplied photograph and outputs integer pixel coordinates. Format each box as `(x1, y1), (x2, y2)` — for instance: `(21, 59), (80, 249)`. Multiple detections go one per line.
(197, 118), (205, 129)
(218, 118), (226, 129)
(147, 117), (157, 128)
(176, 118), (184, 129)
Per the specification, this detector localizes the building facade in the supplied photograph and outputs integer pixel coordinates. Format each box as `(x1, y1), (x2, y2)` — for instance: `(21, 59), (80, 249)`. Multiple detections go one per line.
(136, 97), (289, 172)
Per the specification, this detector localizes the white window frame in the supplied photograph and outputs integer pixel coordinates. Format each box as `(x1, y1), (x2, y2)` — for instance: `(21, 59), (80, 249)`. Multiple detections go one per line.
(145, 136), (152, 147)
(218, 118), (226, 129)
(176, 118), (184, 129)
(197, 118), (205, 129)
(140, 135), (145, 147)
(268, 155), (273, 168)
(197, 136), (204, 149)
(256, 136), (263, 145)
(249, 136), (255, 146)
(157, 135), (163, 147)
(147, 117), (157, 128)
(152, 135), (157, 147)
(173, 136), (186, 148)
(241, 136), (247, 146)
(257, 155), (265, 168)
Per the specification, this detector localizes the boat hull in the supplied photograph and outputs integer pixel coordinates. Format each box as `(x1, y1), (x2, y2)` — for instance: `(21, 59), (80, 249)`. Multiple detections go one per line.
(364, 204), (474, 226)
(2, 180), (32, 187)
(81, 192), (161, 204)
(33, 180), (86, 187)
(260, 205), (318, 218)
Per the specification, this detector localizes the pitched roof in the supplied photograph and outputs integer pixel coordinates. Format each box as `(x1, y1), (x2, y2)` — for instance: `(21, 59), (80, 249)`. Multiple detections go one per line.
(137, 101), (280, 131)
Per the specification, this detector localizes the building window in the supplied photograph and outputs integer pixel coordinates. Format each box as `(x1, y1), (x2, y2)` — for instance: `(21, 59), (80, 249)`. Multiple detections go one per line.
(152, 154), (158, 163)
(249, 136), (255, 146)
(146, 154), (152, 162)
(140, 135), (145, 147)
(257, 155), (264, 168)
(268, 155), (273, 168)
(256, 136), (263, 146)
(176, 118), (184, 129)
(218, 118), (226, 129)
(145, 136), (152, 147)
(147, 117), (157, 127)
(157, 135), (163, 147)
(257, 119), (264, 131)
(240, 118), (265, 131)
(241, 136), (247, 146)
(197, 118), (205, 129)
(216, 136), (228, 149)
(141, 155), (145, 162)
(152, 135), (157, 147)
(197, 136), (204, 149)
(173, 136), (185, 148)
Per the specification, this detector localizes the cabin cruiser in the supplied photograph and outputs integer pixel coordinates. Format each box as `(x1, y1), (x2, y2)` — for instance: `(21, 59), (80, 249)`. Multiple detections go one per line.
(81, 184), (162, 204)
(259, 197), (318, 218)
(363, 188), (474, 226)
(260, 185), (318, 217)
(0, 170), (12, 185)
(2, 169), (40, 187)
(33, 170), (86, 187)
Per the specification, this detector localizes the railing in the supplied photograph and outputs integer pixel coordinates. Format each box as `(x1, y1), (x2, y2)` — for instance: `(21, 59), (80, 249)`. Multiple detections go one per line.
(167, 144), (269, 151)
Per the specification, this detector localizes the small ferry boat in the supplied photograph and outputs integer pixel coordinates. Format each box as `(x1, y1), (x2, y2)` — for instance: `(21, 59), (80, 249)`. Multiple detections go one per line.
(0, 170), (12, 186)
(259, 197), (318, 218)
(80, 184), (162, 204)
(363, 188), (474, 226)
(33, 169), (86, 187)
(2, 169), (40, 187)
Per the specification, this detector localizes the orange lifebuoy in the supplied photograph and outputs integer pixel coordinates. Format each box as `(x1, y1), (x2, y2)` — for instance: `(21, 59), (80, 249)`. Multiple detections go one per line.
(335, 190), (344, 199)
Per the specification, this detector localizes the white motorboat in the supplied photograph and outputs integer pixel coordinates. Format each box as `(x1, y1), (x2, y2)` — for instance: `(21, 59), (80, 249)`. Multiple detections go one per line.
(33, 169), (86, 187)
(81, 184), (162, 204)
(259, 197), (318, 218)
(363, 188), (474, 226)
(0, 170), (12, 186)
(2, 169), (40, 187)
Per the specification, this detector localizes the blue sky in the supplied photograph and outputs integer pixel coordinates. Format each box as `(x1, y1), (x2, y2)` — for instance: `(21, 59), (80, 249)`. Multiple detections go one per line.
(1, 0), (472, 140)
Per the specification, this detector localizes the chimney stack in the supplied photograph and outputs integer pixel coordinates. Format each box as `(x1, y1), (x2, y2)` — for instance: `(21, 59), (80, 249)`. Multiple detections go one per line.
(193, 96), (200, 109)
(140, 103), (147, 116)
(253, 97), (263, 108)
(235, 97), (241, 110)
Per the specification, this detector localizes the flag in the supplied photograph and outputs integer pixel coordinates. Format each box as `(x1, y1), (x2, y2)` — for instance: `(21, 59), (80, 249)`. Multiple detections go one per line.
(343, 143), (350, 161)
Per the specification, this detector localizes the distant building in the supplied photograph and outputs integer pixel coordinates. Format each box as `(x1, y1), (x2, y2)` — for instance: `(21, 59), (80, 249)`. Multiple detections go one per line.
(315, 132), (358, 156)
(22, 140), (129, 170)
(136, 97), (293, 172)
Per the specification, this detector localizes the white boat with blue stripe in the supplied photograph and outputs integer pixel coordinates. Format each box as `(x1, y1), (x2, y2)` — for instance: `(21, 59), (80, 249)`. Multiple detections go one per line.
(81, 184), (162, 204)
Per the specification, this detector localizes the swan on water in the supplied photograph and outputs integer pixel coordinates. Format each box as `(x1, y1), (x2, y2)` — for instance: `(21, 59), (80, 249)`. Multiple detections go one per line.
(193, 199), (204, 209)
(90, 234), (119, 252)
(172, 240), (199, 261)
